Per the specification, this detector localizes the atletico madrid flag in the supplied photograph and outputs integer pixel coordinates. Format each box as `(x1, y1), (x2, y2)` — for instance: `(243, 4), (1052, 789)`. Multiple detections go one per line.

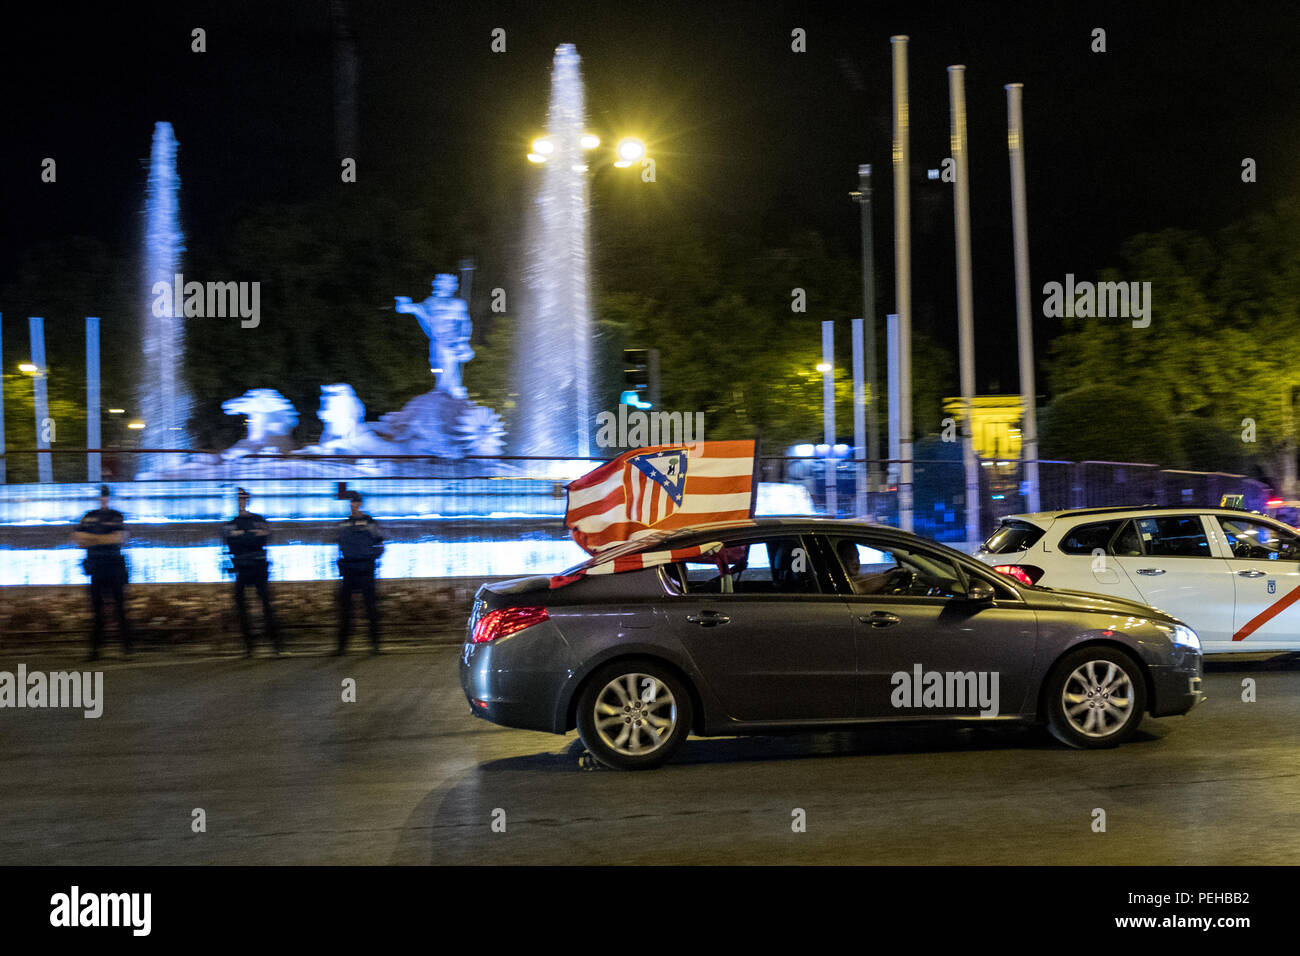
(564, 440), (758, 555)
(549, 541), (725, 589)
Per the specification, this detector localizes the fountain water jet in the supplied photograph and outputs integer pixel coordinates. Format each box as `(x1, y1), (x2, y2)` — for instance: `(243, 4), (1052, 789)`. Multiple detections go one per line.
(518, 44), (593, 457)
(140, 121), (190, 471)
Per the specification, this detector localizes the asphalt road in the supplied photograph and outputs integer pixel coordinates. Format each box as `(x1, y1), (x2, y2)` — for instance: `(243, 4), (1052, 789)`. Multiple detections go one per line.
(1, 646), (1297, 865)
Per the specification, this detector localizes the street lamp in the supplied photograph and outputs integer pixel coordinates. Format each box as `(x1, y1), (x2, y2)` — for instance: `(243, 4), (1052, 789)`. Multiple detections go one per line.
(18, 362), (37, 374)
(529, 133), (606, 164)
(530, 133), (647, 169)
(613, 137), (646, 168)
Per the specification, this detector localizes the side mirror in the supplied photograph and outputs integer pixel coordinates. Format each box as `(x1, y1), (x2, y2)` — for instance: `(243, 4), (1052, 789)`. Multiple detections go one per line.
(966, 580), (995, 603)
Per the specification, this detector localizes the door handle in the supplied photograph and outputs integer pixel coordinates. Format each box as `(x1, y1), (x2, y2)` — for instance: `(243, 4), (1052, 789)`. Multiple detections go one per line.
(1237, 569), (1266, 578)
(686, 611), (731, 627)
(858, 611), (901, 628)
(1135, 568), (1166, 576)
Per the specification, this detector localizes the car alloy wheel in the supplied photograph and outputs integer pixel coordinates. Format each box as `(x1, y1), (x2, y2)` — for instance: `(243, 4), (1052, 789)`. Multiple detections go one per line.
(1045, 647), (1146, 749)
(594, 673), (676, 756)
(577, 660), (693, 770)
(1061, 660), (1134, 738)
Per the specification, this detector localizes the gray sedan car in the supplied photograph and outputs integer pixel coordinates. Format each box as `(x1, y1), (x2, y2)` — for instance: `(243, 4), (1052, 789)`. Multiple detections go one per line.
(460, 518), (1204, 769)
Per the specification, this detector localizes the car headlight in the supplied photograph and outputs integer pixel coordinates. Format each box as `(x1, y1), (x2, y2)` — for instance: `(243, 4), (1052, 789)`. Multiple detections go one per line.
(1156, 622), (1201, 650)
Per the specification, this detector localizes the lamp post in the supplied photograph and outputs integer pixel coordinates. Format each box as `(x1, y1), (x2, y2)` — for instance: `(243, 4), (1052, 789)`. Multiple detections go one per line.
(851, 165), (879, 502)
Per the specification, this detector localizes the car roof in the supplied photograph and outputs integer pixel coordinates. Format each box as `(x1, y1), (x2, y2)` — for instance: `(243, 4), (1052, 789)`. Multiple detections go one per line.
(1001, 506), (1272, 526)
(566, 517), (923, 572)
(655, 516), (918, 543)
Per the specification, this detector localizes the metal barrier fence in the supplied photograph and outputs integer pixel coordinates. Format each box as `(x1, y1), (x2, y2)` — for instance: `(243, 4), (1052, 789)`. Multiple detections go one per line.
(767, 456), (1263, 543)
(0, 448), (1267, 544)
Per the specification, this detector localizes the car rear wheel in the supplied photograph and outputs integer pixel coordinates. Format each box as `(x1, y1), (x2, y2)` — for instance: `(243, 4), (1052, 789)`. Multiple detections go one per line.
(1045, 647), (1146, 749)
(576, 660), (693, 770)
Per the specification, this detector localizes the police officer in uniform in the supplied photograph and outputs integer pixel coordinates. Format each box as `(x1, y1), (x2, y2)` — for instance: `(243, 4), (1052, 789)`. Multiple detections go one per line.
(224, 488), (283, 658)
(336, 490), (384, 654)
(72, 484), (132, 661)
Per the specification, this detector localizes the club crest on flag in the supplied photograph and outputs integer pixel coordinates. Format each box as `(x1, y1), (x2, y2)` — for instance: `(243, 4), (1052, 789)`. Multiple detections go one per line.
(631, 450), (687, 504)
(624, 448), (687, 526)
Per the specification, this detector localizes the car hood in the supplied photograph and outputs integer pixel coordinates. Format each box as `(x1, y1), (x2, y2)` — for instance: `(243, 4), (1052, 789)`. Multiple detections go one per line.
(1034, 586), (1179, 623)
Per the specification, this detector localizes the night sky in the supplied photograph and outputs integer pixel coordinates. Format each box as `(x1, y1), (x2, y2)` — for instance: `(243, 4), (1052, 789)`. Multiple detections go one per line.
(3, 0), (1298, 391)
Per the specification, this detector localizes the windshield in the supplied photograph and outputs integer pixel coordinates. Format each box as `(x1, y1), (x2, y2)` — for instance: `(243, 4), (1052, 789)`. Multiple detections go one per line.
(981, 519), (1046, 554)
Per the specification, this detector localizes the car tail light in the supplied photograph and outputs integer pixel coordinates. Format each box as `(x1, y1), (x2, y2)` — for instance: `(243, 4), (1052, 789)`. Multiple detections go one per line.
(993, 564), (1045, 586)
(471, 606), (549, 644)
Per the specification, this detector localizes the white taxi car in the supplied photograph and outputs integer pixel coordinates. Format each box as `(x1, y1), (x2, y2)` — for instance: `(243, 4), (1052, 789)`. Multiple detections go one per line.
(978, 506), (1300, 655)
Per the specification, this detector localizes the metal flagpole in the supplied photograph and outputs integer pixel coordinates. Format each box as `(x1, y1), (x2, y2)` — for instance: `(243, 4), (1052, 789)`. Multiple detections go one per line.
(949, 66), (982, 551)
(852, 165), (879, 497)
(1006, 83), (1041, 513)
(891, 36), (913, 532)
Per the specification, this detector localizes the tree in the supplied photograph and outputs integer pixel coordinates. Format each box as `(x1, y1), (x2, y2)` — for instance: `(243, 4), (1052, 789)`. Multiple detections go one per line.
(592, 224), (953, 455)
(1046, 196), (1300, 472)
(1040, 385), (1182, 465)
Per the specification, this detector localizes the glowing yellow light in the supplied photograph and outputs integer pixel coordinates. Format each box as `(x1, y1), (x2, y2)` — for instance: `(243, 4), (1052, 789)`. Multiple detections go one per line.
(527, 153), (547, 164)
(127, 421), (146, 430)
(532, 138), (554, 156)
(816, 362), (832, 372)
(108, 408), (125, 414)
(580, 134), (600, 150)
(616, 137), (646, 163)
(18, 362), (37, 373)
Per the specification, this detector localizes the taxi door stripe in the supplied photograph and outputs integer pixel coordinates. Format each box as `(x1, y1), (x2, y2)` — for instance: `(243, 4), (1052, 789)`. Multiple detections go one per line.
(1232, 579), (1300, 641)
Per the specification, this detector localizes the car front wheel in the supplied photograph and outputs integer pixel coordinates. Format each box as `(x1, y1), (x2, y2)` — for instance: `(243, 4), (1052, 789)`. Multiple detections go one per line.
(1045, 647), (1147, 749)
(576, 660), (693, 770)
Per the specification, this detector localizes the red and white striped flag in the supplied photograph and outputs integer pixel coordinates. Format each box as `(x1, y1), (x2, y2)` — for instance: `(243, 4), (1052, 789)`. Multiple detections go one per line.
(549, 541), (724, 589)
(565, 440), (757, 554)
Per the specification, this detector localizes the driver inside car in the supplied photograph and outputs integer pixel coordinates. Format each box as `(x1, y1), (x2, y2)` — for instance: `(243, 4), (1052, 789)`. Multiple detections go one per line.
(837, 539), (912, 595)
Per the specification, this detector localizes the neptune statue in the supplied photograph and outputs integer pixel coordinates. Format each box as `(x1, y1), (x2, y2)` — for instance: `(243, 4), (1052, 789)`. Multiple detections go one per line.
(147, 267), (506, 477)
(395, 274), (474, 400)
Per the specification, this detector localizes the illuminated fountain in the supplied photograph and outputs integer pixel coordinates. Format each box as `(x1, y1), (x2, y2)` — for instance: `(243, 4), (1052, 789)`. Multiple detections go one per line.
(0, 85), (809, 587)
(517, 43), (594, 458)
(139, 122), (190, 471)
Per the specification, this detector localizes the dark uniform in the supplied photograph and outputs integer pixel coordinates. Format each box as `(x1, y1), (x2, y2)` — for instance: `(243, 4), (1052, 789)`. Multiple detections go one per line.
(75, 500), (131, 659)
(224, 502), (280, 656)
(336, 498), (384, 653)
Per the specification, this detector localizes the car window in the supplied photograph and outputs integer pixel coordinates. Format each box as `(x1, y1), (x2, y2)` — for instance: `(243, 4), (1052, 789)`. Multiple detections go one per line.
(674, 536), (820, 595)
(1111, 520), (1143, 556)
(1216, 516), (1300, 561)
(981, 520), (1045, 554)
(829, 536), (965, 598)
(1059, 520), (1123, 555)
(1133, 515), (1210, 558)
